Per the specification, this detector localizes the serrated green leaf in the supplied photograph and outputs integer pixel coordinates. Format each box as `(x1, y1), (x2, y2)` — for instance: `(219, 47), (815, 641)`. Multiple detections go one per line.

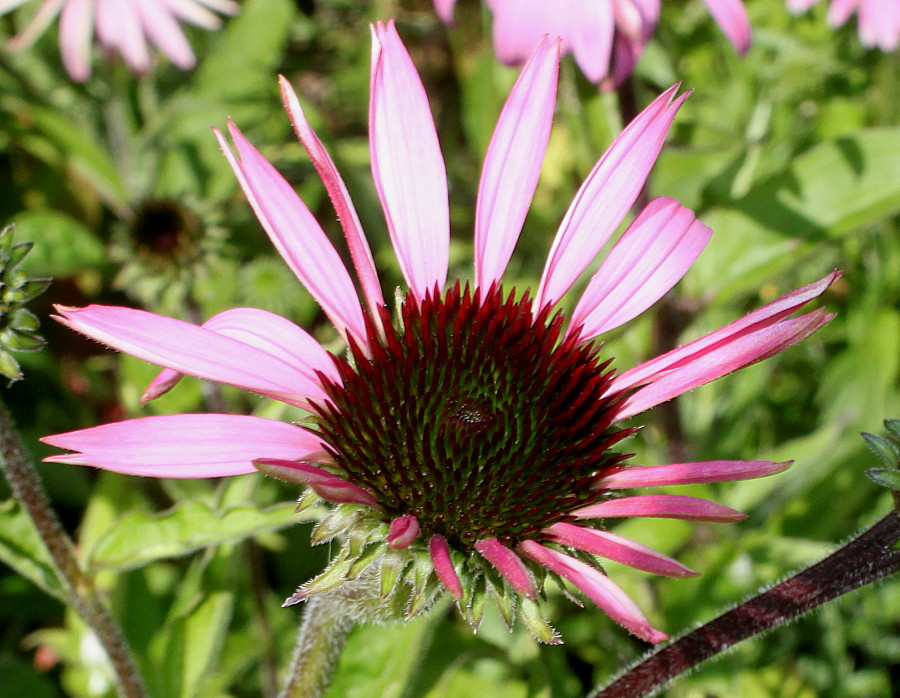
(87, 500), (313, 571)
(0, 499), (66, 601)
(866, 469), (900, 491)
(885, 419), (900, 440)
(0, 350), (23, 381)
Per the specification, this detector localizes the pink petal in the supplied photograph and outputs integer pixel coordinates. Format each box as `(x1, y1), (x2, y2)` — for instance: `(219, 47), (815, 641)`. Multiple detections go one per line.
(857, 0), (900, 50)
(54, 304), (323, 407)
(386, 515), (420, 549)
(159, 0), (229, 30)
(142, 307), (339, 404)
(474, 37), (560, 291)
(569, 197), (711, 341)
(95, 0), (150, 74)
(701, 0), (752, 55)
(430, 534), (463, 598)
(536, 85), (689, 309)
(370, 21), (449, 302)
(608, 0), (659, 89)
(487, 0), (615, 83)
(132, 0), (196, 70)
(519, 540), (668, 643)
(609, 272), (839, 403)
(215, 124), (367, 345)
(253, 458), (379, 507)
(615, 308), (833, 419)
(41, 414), (322, 478)
(827, 0), (858, 26)
(5, 0), (64, 53)
(433, 0), (457, 24)
(58, 0), (95, 82)
(573, 494), (746, 522)
(545, 522), (697, 577)
(474, 537), (537, 598)
(279, 76), (385, 320)
(786, 0), (824, 11)
(599, 459), (792, 489)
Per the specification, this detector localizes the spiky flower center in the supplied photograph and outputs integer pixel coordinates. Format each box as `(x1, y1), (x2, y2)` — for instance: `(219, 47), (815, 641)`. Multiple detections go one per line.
(313, 284), (633, 548)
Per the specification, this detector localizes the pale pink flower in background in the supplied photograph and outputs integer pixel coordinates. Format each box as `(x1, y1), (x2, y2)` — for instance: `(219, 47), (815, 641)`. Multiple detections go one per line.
(1, 0), (239, 82)
(788, 0), (899, 51)
(435, 0), (751, 88)
(44, 22), (836, 643)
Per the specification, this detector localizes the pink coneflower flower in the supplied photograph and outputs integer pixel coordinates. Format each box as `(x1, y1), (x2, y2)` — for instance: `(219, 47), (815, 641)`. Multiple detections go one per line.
(435, 0), (752, 88)
(1, 0), (239, 82)
(787, 0), (899, 51)
(43, 23), (836, 643)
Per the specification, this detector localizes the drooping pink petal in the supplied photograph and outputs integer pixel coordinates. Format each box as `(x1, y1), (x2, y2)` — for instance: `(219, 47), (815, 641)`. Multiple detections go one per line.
(487, 0), (615, 83)
(41, 414), (322, 478)
(827, 0), (858, 26)
(573, 494), (746, 522)
(53, 304), (324, 407)
(474, 36), (560, 291)
(95, 0), (150, 74)
(615, 308), (833, 419)
(857, 0), (900, 50)
(433, 0), (458, 24)
(519, 540), (668, 643)
(386, 515), (420, 549)
(253, 458), (379, 507)
(132, 0), (196, 70)
(430, 534), (463, 598)
(609, 0), (659, 88)
(5, 0), (64, 53)
(545, 522), (697, 577)
(160, 0), (234, 30)
(142, 307), (340, 404)
(475, 537), (537, 598)
(599, 459), (792, 489)
(215, 123), (367, 345)
(569, 197), (712, 342)
(609, 272), (840, 400)
(279, 76), (385, 321)
(58, 0), (95, 82)
(536, 85), (689, 309)
(700, 0), (752, 54)
(369, 20), (449, 302)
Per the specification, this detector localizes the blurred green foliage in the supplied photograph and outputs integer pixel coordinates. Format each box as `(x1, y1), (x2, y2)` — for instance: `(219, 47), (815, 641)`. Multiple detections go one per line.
(0, 0), (897, 696)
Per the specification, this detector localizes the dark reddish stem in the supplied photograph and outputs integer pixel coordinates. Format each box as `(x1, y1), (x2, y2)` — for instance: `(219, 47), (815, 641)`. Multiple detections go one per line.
(592, 511), (900, 698)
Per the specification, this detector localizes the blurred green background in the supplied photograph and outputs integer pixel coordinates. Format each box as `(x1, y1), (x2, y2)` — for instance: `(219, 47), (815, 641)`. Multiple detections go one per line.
(0, 0), (897, 696)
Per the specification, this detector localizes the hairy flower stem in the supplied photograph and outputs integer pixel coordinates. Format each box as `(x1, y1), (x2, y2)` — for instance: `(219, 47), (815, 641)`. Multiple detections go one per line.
(279, 596), (354, 698)
(0, 398), (147, 698)
(592, 511), (900, 698)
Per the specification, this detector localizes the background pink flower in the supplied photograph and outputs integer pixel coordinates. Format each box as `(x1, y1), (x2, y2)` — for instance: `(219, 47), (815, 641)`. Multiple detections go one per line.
(2, 0), (239, 81)
(436, 0), (751, 88)
(788, 0), (899, 50)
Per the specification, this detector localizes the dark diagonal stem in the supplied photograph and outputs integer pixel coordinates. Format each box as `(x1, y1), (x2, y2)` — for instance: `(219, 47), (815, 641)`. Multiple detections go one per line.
(592, 511), (900, 698)
(0, 398), (147, 698)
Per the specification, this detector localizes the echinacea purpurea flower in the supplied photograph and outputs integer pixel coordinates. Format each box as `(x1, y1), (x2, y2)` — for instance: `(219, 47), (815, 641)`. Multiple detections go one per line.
(1, 0), (238, 82)
(787, 0), (899, 51)
(43, 22), (837, 644)
(435, 0), (752, 88)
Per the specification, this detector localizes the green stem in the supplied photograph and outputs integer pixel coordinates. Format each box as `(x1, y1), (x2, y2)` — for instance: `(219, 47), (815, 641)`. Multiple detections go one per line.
(279, 596), (354, 698)
(0, 398), (147, 698)
(591, 511), (900, 698)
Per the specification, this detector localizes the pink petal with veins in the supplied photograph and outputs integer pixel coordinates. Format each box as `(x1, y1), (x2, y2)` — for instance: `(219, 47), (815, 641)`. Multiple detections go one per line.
(545, 522), (697, 577)
(370, 21), (449, 302)
(573, 494), (746, 522)
(519, 540), (668, 643)
(536, 85), (688, 308)
(599, 460), (792, 489)
(41, 414), (322, 478)
(430, 534), (463, 598)
(475, 36), (560, 291)
(475, 537), (537, 598)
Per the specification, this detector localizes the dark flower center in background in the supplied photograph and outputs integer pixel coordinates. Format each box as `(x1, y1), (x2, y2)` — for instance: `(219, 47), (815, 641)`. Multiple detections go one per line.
(131, 200), (201, 268)
(314, 283), (635, 547)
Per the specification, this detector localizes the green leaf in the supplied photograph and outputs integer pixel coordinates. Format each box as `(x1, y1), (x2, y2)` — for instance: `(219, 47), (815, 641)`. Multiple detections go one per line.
(861, 432), (900, 469)
(10, 210), (107, 277)
(324, 606), (446, 698)
(87, 500), (315, 571)
(0, 499), (66, 601)
(866, 469), (900, 491)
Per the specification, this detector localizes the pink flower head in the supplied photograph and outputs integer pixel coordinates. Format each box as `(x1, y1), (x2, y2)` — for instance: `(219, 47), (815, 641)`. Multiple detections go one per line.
(788, 0), (899, 51)
(43, 23), (836, 644)
(2, 0), (239, 82)
(435, 0), (751, 88)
